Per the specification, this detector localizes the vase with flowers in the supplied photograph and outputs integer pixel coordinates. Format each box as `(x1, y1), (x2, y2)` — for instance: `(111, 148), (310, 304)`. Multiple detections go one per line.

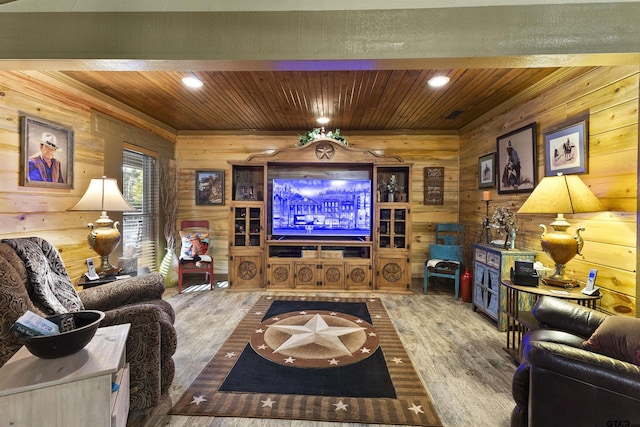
(490, 206), (519, 249)
(379, 174), (405, 202)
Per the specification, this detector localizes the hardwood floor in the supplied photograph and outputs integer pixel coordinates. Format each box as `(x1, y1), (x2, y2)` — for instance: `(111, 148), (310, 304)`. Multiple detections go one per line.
(128, 278), (516, 427)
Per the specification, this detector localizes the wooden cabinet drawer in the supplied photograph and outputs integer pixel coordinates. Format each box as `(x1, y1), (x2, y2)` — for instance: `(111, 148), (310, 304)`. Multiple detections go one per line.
(111, 364), (130, 427)
(486, 251), (501, 269)
(474, 248), (487, 263)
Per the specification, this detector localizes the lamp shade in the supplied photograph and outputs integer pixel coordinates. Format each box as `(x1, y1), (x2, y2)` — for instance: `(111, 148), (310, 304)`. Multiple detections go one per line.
(70, 177), (134, 212)
(517, 173), (604, 285)
(517, 174), (604, 215)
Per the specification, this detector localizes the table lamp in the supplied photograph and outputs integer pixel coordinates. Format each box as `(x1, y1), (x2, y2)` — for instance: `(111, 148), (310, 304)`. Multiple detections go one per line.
(69, 177), (135, 274)
(517, 173), (604, 286)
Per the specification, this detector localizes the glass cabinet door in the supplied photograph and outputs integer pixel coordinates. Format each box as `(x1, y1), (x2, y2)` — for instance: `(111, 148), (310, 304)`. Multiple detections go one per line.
(378, 208), (407, 249)
(233, 206), (262, 247)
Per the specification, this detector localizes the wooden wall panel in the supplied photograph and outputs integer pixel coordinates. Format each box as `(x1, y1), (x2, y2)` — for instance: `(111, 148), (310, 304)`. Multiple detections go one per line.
(1, 65), (637, 318)
(0, 71), (174, 285)
(0, 71), (107, 283)
(459, 66), (639, 316)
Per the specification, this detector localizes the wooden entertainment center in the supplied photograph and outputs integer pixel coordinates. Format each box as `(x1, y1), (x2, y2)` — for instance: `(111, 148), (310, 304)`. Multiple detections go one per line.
(228, 138), (412, 293)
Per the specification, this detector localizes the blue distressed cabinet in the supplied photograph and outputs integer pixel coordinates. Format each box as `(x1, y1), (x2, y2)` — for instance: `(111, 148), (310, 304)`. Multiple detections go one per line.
(472, 243), (535, 331)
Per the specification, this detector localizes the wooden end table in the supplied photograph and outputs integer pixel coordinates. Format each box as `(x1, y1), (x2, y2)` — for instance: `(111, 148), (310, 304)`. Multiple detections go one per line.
(502, 279), (601, 363)
(0, 324), (131, 427)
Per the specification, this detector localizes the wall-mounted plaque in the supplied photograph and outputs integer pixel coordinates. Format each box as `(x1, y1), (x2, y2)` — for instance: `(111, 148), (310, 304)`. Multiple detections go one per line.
(423, 167), (444, 205)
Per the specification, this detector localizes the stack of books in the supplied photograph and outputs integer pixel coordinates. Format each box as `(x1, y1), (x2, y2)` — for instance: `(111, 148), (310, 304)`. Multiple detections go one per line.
(10, 310), (60, 337)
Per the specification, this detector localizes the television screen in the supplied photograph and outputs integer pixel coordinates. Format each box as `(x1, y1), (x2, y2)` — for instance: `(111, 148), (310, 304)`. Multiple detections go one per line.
(271, 178), (372, 238)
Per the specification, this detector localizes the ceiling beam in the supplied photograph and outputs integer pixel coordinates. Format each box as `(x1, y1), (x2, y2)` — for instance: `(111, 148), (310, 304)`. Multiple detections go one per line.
(0, 5), (638, 71)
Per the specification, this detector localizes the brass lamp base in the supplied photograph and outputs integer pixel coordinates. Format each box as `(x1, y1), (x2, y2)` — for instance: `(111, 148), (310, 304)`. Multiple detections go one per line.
(539, 213), (585, 288)
(88, 212), (122, 274)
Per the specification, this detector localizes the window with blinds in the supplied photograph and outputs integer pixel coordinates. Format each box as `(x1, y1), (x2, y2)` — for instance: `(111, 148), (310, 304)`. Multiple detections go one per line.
(122, 149), (158, 271)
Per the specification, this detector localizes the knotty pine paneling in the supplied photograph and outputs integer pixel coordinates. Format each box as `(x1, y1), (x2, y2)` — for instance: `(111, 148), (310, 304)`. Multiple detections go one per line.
(460, 66), (639, 316)
(0, 71), (174, 285)
(175, 133), (460, 279)
(1, 65), (638, 317)
(0, 72), (107, 283)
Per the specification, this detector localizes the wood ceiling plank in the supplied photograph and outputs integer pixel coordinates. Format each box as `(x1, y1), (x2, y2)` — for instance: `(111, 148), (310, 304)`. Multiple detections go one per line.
(63, 67), (583, 132)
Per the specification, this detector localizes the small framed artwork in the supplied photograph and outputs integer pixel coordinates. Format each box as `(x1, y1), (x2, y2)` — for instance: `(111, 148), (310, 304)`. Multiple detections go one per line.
(423, 167), (444, 205)
(478, 152), (496, 189)
(544, 119), (588, 176)
(235, 183), (257, 201)
(21, 114), (74, 189)
(496, 122), (537, 194)
(195, 170), (225, 205)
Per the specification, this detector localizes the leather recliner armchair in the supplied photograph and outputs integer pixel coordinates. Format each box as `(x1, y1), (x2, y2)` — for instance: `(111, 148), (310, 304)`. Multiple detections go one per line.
(511, 296), (640, 427)
(0, 238), (177, 411)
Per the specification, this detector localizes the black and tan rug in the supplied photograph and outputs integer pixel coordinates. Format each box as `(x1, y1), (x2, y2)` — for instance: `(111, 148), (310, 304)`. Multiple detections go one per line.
(171, 295), (442, 426)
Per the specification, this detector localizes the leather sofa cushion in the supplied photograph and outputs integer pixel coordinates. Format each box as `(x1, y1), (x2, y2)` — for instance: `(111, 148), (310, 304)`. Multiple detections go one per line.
(524, 328), (588, 350)
(533, 295), (606, 338)
(584, 315), (640, 365)
(511, 361), (530, 409)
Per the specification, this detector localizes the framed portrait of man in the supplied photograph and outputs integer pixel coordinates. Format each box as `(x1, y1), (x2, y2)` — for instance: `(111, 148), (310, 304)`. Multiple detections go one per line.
(496, 123), (537, 194)
(21, 114), (74, 189)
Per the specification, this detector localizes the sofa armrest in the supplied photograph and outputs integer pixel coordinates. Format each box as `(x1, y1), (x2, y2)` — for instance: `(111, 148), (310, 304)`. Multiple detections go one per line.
(525, 340), (640, 398)
(532, 295), (607, 338)
(99, 302), (177, 410)
(79, 272), (165, 311)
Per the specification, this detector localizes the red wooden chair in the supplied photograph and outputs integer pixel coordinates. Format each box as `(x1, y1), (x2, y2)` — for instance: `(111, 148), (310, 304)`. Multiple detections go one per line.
(178, 220), (214, 293)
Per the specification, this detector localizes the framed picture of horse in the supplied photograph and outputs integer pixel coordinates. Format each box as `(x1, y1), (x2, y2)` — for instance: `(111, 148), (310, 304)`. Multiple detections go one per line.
(544, 119), (588, 176)
(478, 152), (496, 189)
(496, 122), (537, 194)
(195, 170), (225, 205)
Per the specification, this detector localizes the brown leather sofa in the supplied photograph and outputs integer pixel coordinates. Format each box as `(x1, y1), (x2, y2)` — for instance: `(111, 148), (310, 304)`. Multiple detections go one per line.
(511, 296), (640, 427)
(0, 237), (177, 411)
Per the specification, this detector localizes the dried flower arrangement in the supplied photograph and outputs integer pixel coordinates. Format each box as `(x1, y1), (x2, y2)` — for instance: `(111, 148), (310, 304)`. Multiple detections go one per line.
(490, 206), (519, 248)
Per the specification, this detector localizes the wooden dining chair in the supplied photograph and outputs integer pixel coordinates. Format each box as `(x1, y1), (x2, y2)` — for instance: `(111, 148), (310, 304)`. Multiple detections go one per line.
(178, 220), (214, 293)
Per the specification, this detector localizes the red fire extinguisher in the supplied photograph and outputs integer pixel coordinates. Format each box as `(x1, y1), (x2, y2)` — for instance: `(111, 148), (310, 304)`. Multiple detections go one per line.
(461, 268), (472, 303)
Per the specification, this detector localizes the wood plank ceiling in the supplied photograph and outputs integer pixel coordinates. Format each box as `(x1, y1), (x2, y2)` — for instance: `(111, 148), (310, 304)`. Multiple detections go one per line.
(63, 68), (565, 132)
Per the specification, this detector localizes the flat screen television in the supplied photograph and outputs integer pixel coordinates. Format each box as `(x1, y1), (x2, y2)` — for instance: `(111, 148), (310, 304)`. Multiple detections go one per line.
(271, 178), (372, 239)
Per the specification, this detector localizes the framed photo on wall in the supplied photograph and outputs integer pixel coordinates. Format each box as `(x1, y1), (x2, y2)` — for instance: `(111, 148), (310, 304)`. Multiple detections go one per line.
(195, 170), (225, 205)
(235, 183), (257, 201)
(423, 166), (444, 205)
(544, 119), (588, 176)
(21, 114), (74, 189)
(496, 122), (537, 194)
(478, 152), (496, 189)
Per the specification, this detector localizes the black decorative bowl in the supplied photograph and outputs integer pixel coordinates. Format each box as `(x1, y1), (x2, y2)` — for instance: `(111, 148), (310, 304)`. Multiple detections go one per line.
(23, 310), (105, 359)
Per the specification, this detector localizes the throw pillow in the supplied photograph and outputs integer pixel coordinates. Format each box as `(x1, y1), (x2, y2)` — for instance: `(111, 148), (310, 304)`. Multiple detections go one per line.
(179, 230), (210, 260)
(584, 315), (640, 365)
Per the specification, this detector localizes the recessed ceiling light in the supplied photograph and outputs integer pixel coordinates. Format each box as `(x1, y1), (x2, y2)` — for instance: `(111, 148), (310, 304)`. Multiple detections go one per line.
(428, 76), (450, 88)
(316, 117), (330, 125)
(182, 75), (203, 88)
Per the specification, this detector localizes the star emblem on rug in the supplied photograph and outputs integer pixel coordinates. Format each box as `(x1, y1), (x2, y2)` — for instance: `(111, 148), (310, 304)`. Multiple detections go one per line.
(250, 309), (380, 368)
(269, 313), (365, 356)
(261, 397), (276, 408)
(408, 403), (425, 414)
(190, 394), (207, 405)
(333, 400), (349, 411)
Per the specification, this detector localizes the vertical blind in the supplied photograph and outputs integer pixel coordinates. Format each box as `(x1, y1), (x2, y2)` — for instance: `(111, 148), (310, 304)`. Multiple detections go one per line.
(122, 148), (159, 271)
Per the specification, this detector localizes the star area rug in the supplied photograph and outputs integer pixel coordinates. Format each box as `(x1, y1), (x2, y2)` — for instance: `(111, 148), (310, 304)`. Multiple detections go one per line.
(170, 295), (442, 426)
